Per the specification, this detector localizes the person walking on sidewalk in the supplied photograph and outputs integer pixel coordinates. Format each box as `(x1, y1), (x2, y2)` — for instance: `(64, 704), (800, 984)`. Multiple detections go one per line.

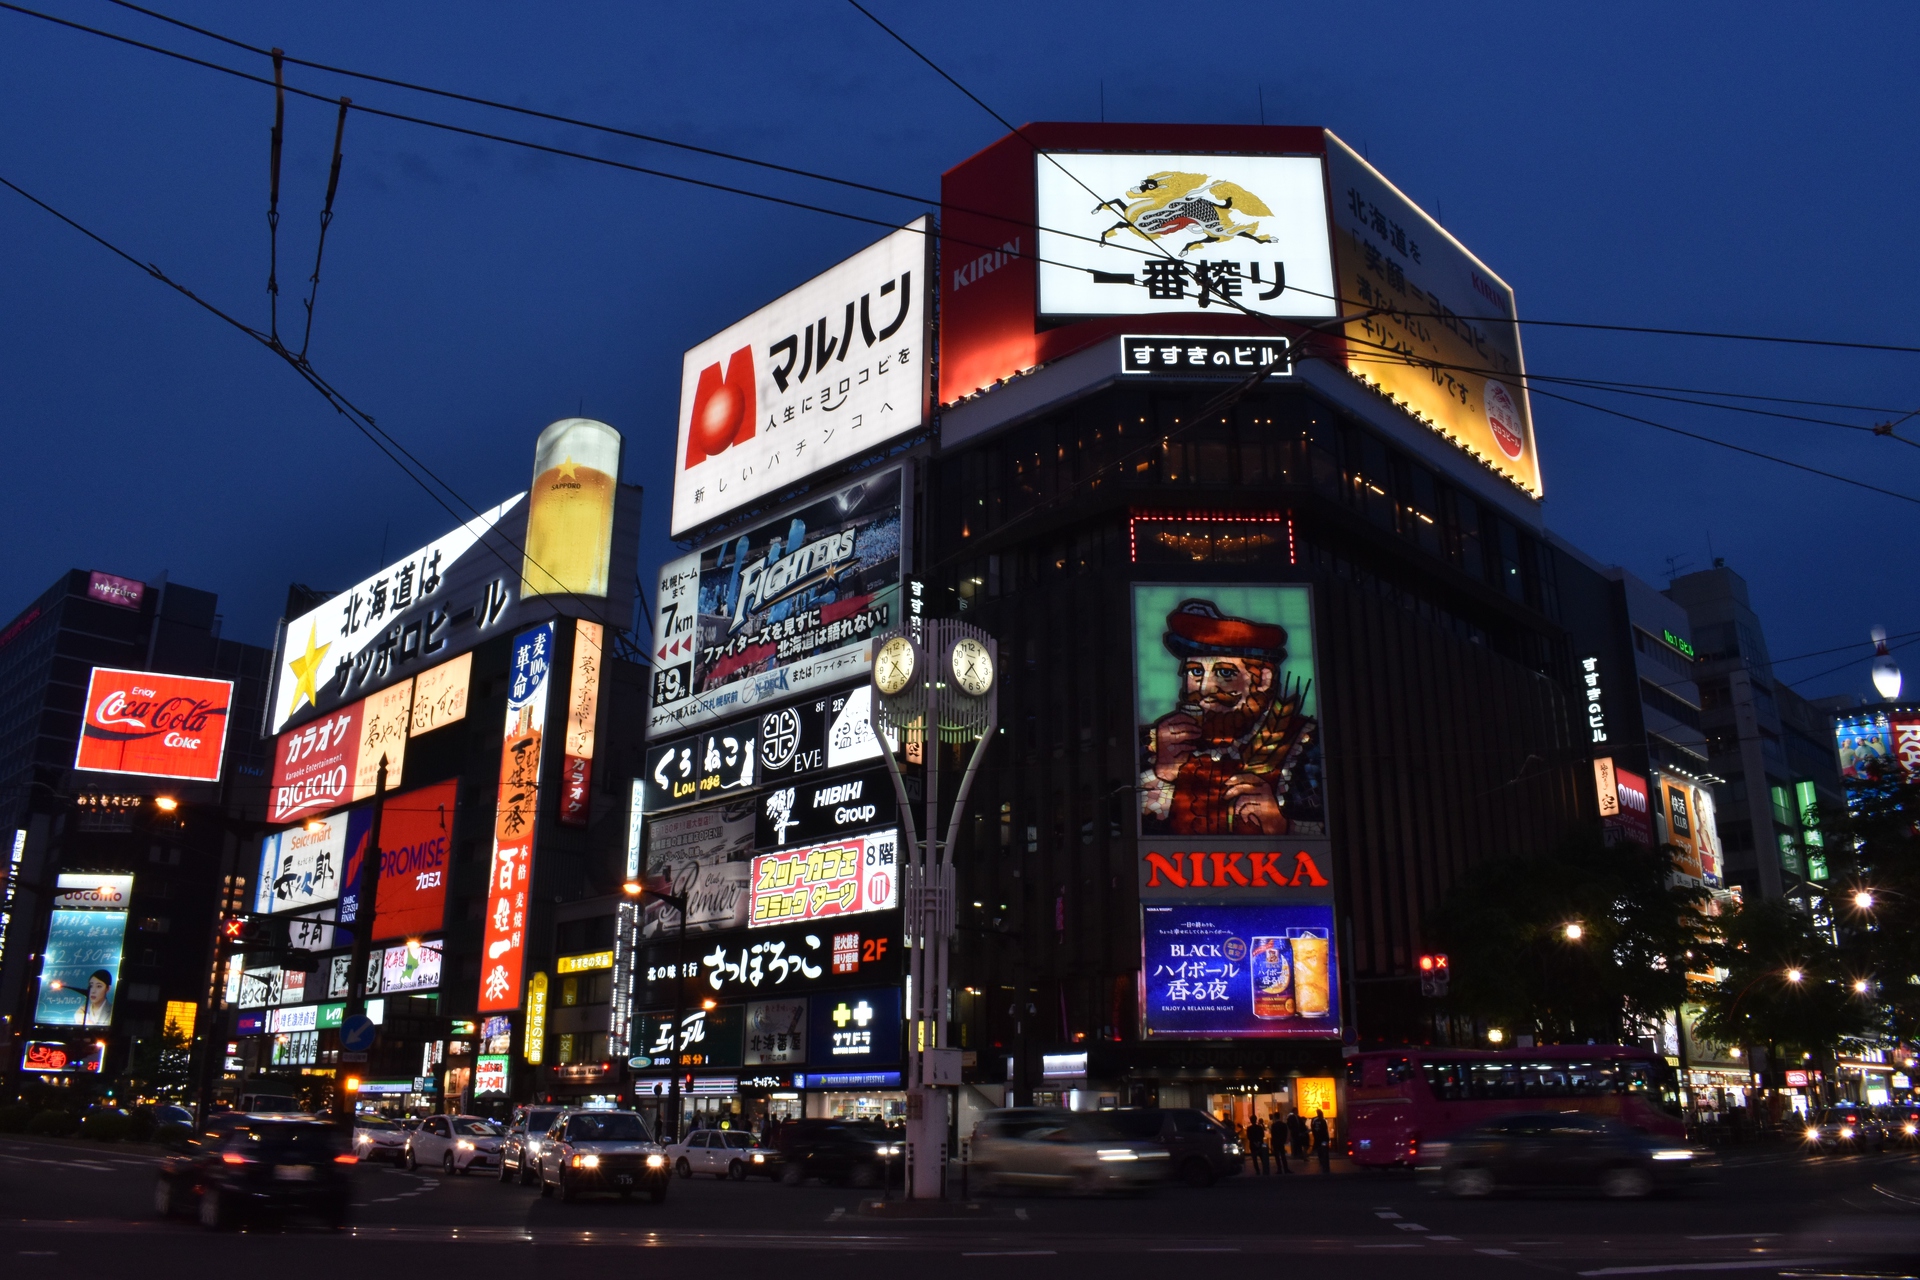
(1269, 1108), (1290, 1173)
(1246, 1116), (1270, 1176)
(1287, 1108), (1309, 1161)
(1310, 1109), (1331, 1175)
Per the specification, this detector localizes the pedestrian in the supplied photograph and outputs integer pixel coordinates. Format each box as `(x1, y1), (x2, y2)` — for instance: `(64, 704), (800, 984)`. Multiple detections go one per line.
(1310, 1109), (1331, 1176)
(1288, 1108), (1309, 1161)
(1270, 1109), (1290, 1173)
(1246, 1116), (1270, 1176)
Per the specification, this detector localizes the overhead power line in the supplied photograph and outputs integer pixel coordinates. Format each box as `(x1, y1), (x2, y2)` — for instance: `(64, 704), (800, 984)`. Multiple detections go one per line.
(7, 0), (1918, 361)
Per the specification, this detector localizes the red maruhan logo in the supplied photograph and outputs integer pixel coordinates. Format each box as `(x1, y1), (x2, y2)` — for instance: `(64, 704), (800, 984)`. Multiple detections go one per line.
(685, 345), (756, 467)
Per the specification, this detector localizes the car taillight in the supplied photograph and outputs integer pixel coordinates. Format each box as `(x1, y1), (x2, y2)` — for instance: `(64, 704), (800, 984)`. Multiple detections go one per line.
(334, 1154), (358, 1164)
(221, 1153), (252, 1165)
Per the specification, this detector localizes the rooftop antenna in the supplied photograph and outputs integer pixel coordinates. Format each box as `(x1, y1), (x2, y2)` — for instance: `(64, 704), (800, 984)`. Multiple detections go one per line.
(1099, 80), (1105, 123)
(1258, 85), (1266, 126)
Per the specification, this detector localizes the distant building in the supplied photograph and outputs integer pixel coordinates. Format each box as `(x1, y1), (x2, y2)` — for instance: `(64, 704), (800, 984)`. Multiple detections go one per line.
(1666, 564), (1841, 900)
(0, 570), (272, 1091)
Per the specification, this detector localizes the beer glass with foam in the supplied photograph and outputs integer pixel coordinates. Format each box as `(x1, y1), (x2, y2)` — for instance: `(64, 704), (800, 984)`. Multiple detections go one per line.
(1289, 928), (1331, 1017)
(521, 418), (622, 599)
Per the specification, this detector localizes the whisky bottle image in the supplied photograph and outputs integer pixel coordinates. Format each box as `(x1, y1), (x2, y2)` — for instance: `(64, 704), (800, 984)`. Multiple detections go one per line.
(521, 418), (623, 599)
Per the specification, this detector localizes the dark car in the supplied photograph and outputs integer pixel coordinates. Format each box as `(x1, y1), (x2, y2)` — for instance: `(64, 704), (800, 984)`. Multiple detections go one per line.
(154, 1114), (353, 1230)
(499, 1106), (563, 1186)
(1441, 1111), (1704, 1199)
(1090, 1108), (1244, 1187)
(1881, 1104), (1920, 1147)
(538, 1109), (671, 1203)
(773, 1118), (903, 1188)
(1803, 1105), (1888, 1154)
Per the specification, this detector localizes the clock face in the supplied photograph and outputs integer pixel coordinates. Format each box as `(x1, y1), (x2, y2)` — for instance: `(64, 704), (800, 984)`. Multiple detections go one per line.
(874, 636), (916, 696)
(950, 637), (994, 696)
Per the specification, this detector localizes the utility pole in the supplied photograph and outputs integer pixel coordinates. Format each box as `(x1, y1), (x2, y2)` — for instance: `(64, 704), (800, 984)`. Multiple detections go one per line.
(872, 619), (998, 1199)
(336, 757), (389, 1131)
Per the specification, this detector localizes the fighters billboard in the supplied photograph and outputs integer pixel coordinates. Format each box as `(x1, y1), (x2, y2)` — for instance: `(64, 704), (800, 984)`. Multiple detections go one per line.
(671, 219), (930, 536)
(648, 466), (906, 738)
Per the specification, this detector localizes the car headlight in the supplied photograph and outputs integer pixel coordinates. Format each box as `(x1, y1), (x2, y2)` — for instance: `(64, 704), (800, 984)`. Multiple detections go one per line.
(877, 1144), (901, 1157)
(1096, 1148), (1139, 1162)
(645, 1154), (667, 1168)
(570, 1154), (599, 1169)
(456, 1140), (474, 1150)
(526, 1141), (541, 1155)
(752, 1153), (765, 1163)
(1805, 1127), (1821, 1141)
(1905, 1124), (1916, 1136)
(1841, 1128), (1854, 1139)
(1649, 1149), (1693, 1161)
(1227, 1143), (1242, 1156)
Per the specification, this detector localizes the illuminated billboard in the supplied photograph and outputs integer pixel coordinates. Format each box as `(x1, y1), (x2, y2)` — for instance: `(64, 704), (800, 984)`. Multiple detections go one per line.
(268, 681), (412, 825)
(1836, 712), (1893, 779)
(410, 652), (472, 737)
(1324, 134), (1540, 497)
(256, 809), (372, 915)
(1142, 902), (1340, 1039)
(642, 798), (753, 940)
(671, 220), (929, 535)
(1132, 585), (1325, 839)
(34, 874), (132, 1028)
(478, 622), (554, 1011)
(649, 466), (905, 738)
(1034, 153), (1336, 321)
(559, 620), (603, 827)
(521, 419), (623, 600)
(382, 939), (443, 993)
(340, 777), (456, 941)
(74, 668), (232, 782)
(749, 829), (899, 927)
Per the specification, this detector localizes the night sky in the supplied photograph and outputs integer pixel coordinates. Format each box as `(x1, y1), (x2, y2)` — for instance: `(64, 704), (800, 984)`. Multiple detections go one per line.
(3, 2), (1915, 702)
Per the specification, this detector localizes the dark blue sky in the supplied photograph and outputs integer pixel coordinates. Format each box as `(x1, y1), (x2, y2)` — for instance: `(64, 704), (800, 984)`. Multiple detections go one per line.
(4, 1), (1916, 701)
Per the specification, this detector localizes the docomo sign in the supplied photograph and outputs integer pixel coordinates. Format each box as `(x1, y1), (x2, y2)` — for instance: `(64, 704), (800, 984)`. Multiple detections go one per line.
(671, 218), (929, 535)
(53, 874), (134, 909)
(74, 667), (232, 782)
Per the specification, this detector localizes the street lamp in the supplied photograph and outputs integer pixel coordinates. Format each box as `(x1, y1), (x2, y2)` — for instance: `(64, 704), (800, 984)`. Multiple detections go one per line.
(1563, 922), (1584, 942)
(1853, 890), (1875, 911)
(1487, 1028), (1506, 1044)
(1785, 968), (1804, 984)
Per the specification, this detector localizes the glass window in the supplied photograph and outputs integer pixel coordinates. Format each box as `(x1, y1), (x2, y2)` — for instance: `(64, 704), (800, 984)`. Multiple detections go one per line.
(1496, 521), (1526, 602)
(566, 1113), (652, 1142)
(1351, 434), (1395, 529)
(1398, 464), (1443, 556)
(1450, 493), (1486, 580)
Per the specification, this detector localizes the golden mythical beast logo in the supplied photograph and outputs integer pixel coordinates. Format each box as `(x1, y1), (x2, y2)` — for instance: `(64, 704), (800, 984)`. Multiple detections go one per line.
(1094, 171), (1277, 256)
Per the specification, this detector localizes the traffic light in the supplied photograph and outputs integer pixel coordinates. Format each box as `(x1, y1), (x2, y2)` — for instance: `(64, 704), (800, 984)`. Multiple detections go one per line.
(1418, 953), (1450, 998)
(220, 916), (270, 950)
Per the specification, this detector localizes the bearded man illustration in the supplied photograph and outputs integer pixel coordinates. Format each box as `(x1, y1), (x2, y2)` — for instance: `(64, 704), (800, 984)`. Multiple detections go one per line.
(1140, 598), (1317, 835)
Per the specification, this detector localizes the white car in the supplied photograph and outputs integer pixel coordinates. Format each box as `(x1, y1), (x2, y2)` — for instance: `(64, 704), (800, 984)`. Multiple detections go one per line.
(666, 1129), (779, 1180)
(405, 1114), (503, 1175)
(353, 1116), (408, 1164)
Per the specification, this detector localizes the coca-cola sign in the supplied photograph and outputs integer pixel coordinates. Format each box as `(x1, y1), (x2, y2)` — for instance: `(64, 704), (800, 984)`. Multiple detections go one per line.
(74, 667), (232, 782)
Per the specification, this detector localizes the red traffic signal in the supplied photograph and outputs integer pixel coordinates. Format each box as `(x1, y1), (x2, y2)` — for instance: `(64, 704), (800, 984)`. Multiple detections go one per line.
(220, 916), (269, 948)
(1419, 953), (1450, 997)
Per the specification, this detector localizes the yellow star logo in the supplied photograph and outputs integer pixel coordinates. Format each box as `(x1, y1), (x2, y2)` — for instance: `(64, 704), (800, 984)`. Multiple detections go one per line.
(287, 623), (331, 713)
(557, 455), (579, 481)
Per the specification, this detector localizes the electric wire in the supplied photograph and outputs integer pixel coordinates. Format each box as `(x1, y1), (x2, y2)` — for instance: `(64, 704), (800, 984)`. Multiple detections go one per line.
(0, 170), (621, 639)
(5, 2), (1916, 516)
(27, 0), (1920, 362)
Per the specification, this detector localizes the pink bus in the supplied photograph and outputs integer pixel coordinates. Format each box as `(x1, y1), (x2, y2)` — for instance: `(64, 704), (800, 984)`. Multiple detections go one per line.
(1346, 1045), (1685, 1169)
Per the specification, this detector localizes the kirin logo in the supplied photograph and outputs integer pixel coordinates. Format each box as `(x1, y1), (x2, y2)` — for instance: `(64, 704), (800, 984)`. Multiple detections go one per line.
(685, 345), (755, 467)
(1095, 171), (1278, 256)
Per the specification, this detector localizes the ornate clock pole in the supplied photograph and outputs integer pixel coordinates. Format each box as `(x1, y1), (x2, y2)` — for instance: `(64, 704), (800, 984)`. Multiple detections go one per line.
(871, 619), (998, 1199)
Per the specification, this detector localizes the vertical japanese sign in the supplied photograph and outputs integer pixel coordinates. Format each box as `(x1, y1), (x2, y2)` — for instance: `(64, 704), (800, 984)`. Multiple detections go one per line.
(478, 622), (554, 1012)
(559, 620), (603, 827)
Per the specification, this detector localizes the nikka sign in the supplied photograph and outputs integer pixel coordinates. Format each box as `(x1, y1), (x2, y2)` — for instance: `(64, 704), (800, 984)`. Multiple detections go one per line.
(1137, 840), (1334, 903)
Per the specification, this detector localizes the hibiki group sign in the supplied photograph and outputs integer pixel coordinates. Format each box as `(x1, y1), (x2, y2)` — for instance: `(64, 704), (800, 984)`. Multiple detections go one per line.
(671, 220), (929, 535)
(74, 668), (232, 782)
(478, 623), (554, 1012)
(649, 467), (905, 737)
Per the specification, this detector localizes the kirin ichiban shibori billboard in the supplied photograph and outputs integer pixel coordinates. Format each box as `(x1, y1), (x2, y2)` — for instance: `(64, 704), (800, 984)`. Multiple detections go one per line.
(648, 466), (905, 738)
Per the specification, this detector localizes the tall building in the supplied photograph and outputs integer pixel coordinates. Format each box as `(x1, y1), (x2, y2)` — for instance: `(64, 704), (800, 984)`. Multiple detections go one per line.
(1666, 564), (1841, 900)
(0, 570), (272, 1090)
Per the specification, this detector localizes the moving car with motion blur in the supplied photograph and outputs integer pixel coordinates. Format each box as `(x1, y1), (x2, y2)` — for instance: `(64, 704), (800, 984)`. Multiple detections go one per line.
(1882, 1103), (1920, 1147)
(154, 1113), (354, 1230)
(499, 1106), (562, 1185)
(1438, 1111), (1705, 1199)
(1083, 1108), (1243, 1187)
(352, 1115), (408, 1164)
(970, 1109), (1168, 1195)
(539, 1109), (671, 1202)
(405, 1114), (503, 1174)
(774, 1117), (902, 1187)
(1803, 1105), (1888, 1154)
(666, 1128), (782, 1180)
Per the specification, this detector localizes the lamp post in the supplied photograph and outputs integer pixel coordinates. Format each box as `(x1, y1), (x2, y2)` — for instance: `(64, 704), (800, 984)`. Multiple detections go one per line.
(625, 878), (688, 1144)
(335, 757), (390, 1134)
(870, 619), (998, 1200)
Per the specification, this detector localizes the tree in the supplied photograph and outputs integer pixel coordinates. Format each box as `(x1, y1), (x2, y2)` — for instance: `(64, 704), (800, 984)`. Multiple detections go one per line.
(1808, 758), (1920, 1042)
(1691, 894), (1868, 1058)
(1428, 829), (1709, 1043)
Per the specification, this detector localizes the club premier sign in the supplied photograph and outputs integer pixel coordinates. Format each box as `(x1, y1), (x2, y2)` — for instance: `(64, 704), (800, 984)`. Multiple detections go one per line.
(74, 668), (232, 782)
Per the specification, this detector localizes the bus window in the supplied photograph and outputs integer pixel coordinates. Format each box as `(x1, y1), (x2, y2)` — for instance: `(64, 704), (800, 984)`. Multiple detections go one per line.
(1385, 1056), (1415, 1085)
(1465, 1060), (1520, 1100)
(1422, 1059), (1465, 1100)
